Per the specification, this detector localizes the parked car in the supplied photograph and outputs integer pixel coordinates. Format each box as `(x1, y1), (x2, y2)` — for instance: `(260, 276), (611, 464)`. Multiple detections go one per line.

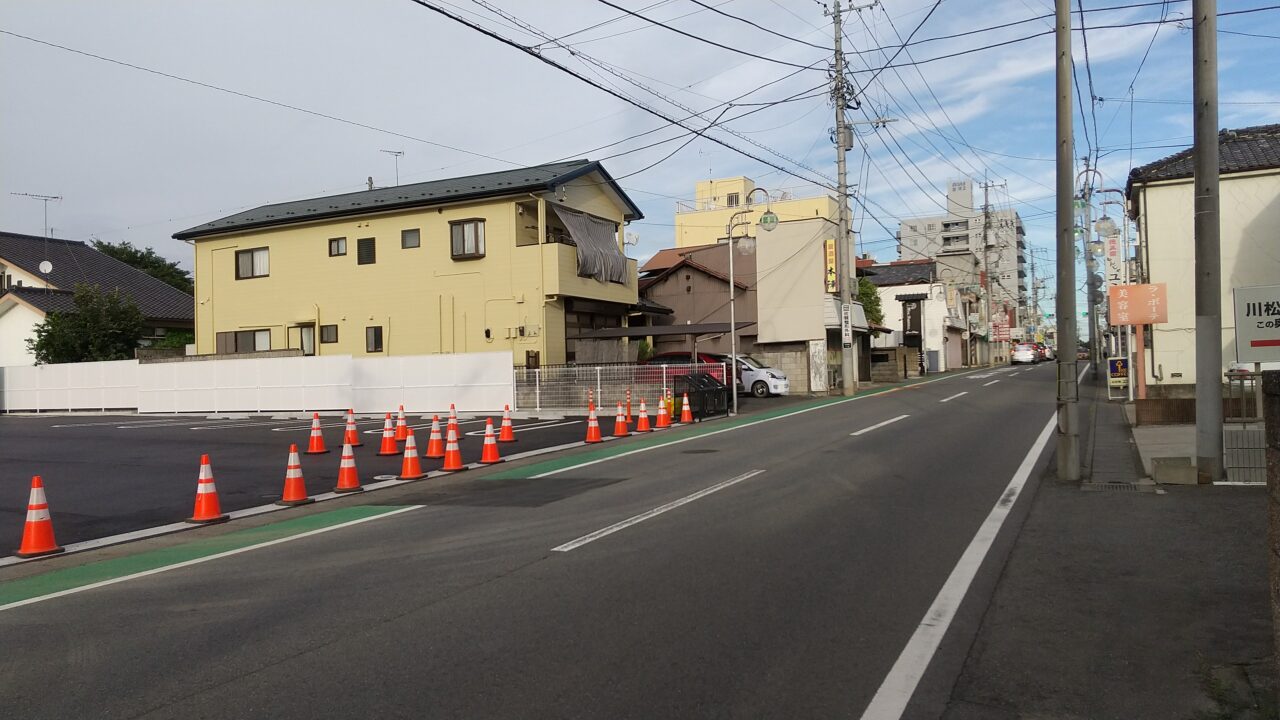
(641, 351), (730, 387)
(1011, 343), (1039, 365)
(1034, 342), (1054, 361)
(708, 353), (790, 398)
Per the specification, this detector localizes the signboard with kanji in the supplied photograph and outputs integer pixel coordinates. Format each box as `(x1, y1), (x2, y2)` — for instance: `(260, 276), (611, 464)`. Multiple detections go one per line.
(993, 323), (1010, 342)
(1233, 283), (1280, 363)
(1108, 283), (1168, 326)
(824, 239), (837, 293)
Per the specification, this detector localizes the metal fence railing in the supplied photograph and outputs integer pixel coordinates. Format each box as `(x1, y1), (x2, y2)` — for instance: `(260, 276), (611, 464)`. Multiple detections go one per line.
(1224, 371), (1264, 423)
(513, 362), (727, 413)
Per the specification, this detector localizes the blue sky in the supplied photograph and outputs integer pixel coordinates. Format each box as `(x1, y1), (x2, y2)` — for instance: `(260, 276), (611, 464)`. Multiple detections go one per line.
(2, 0), (1278, 330)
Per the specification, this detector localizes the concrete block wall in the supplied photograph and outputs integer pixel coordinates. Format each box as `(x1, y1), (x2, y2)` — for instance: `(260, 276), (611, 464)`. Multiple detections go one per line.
(758, 343), (810, 394)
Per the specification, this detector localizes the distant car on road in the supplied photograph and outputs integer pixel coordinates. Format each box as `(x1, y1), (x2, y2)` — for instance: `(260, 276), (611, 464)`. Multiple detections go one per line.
(1011, 343), (1039, 365)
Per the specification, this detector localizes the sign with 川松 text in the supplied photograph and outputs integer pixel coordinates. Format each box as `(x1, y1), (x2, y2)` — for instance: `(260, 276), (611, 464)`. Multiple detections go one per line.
(1108, 283), (1167, 326)
(1233, 283), (1280, 363)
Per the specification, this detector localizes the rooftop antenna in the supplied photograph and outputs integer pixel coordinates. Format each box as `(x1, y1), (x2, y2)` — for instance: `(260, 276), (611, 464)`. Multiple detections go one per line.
(380, 150), (404, 185)
(11, 192), (61, 291)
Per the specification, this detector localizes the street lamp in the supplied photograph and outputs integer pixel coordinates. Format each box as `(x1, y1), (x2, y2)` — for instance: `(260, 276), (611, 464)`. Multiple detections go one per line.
(725, 188), (777, 415)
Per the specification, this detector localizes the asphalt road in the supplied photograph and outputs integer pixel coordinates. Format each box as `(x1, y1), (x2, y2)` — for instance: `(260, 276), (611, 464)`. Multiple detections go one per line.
(0, 364), (1060, 719)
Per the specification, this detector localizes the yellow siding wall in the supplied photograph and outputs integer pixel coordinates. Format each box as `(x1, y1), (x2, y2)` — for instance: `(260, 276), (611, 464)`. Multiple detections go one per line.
(675, 195), (839, 247)
(193, 181), (637, 365)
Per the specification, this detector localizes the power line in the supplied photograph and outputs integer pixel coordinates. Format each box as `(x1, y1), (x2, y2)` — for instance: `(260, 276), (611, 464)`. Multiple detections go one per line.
(685, 0), (833, 50)
(1076, 0), (1102, 169)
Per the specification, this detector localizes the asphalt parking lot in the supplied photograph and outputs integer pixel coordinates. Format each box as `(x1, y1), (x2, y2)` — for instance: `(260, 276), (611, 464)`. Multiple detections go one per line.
(1, 394), (800, 552)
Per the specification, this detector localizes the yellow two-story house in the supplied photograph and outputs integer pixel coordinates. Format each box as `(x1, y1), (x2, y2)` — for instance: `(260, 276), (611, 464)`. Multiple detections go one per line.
(174, 160), (643, 366)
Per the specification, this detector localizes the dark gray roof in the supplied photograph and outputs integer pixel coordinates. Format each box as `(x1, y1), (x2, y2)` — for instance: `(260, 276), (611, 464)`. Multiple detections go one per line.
(0, 232), (194, 322)
(4, 286), (79, 314)
(863, 261), (935, 287)
(174, 159), (643, 240)
(1128, 124), (1280, 187)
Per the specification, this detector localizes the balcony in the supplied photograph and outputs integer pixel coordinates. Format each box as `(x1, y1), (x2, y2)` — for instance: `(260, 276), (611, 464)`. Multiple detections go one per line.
(539, 241), (637, 305)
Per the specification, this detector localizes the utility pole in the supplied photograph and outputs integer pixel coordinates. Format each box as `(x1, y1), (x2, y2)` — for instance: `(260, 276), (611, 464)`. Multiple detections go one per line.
(982, 181), (995, 363)
(831, 0), (858, 396)
(1082, 175), (1100, 378)
(1055, 0), (1080, 482)
(1192, 0), (1222, 483)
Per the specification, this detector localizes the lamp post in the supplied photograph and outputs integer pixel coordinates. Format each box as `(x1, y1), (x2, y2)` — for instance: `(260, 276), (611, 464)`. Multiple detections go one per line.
(725, 188), (777, 415)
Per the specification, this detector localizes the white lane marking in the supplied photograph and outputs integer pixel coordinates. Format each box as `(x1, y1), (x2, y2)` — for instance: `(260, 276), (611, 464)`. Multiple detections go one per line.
(464, 419), (581, 436)
(983, 380), (1000, 387)
(939, 392), (968, 403)
(0, 506), (423, 613)
(51, 418), (194, 429)
(531, 368), (991, 479)
(851, 415), (910, 437)
(858, 413), (1057, 719)
(552, 470), (766, 552)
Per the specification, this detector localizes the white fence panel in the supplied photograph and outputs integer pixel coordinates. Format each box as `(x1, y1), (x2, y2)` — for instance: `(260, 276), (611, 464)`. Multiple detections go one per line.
(137, 355), (353, 413)
(351, 352), (512, 413)
(0, 360), (138, 411)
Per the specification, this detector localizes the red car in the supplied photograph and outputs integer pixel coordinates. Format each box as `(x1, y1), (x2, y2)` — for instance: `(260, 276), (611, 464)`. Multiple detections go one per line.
(641, 351), (730, 385)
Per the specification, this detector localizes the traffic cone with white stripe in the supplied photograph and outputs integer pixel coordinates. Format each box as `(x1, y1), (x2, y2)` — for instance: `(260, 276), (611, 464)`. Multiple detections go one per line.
(655, 396), (671, 429)
(377, 413), (399, 456)
(448, 403), (458, 425)
(479, 419), (503, 464)
(334, 442), (363, 493)
(612, 402), (629, 437)
(187, 454), (229, 524)
(343, 409), (363, 447)
(498, 404), (517, 443)
(304, 412), (329, 455)
(625, 388), (633, 424)
(15, 475), (62, 558)
(394, 405), (408, 442)
(441, 421), (467, 472)
(584, 405), (603, 443)
(679, 393), (694, 424)
(424, 415), (445, 459)
(278, 444), (313, 506)
(635, 399), (652, 432)
(399, 428), (426, 480)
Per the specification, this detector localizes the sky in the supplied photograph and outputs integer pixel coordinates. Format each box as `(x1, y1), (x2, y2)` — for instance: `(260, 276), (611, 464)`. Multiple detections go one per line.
(3, 0), (1279, 329)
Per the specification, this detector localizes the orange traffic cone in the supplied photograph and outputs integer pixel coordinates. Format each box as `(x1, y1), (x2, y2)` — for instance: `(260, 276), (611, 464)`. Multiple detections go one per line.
(655, 396), (671, 429)
(441, 421), (467, 472)
(399, 428), (426, 480)
(278, 444), (314, 506)
(377, 413), (399, 456)
(613, 402), (629, 437)
(626, 388), (633, 424)
(584, 406), (603, 443)
(588, 389), (594, 412)
(448, 403), (457, 424)
(15, 475), (62, 558)
(479, 419), (503, 464)
(304, 412), (329, 455)
(498, 404), (517, 443)
(679, 393), (694, 424)
(635, 400), (652, 432)
(394, 405), (408, 442)
(424, 415), (445, 459)
(334, 442), (363, 493)
(343, 410), (363, 447)
(187, 454), (229, 524)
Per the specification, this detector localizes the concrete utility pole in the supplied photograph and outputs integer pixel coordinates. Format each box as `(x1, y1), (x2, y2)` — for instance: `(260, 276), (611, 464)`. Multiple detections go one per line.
(1082, 176), (1100, 379)
(831, 0), (857, 396)
(1055, 0), (1080, 482)
(982, 181), (995, 362)
(1263, 371), (1280, 706)
(1193, 0), (1223, 483)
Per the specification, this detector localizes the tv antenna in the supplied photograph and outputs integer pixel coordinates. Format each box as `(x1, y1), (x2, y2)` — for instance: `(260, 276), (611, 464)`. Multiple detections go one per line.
(380, 150), (404, 185)
(11, 192), (61, 239)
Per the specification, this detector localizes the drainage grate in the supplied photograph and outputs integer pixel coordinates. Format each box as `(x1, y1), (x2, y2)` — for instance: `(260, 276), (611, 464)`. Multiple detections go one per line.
(1081, 482), (1147, 493)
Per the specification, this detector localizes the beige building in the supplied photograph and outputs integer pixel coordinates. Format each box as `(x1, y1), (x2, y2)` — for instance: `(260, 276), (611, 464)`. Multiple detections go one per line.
(173, 160), (643, 366)
(1126, 123), (1280, 394)
(673, 176), (839, 248)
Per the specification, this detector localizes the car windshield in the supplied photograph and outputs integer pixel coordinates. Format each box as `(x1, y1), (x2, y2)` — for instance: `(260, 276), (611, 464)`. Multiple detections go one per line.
(737, 355), (766, 369)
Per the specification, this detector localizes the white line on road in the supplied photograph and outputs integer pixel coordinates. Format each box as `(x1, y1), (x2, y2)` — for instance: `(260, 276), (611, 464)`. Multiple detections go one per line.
(851, 415), (909, 437)
(983, 380), (1000, 387)
(465, 419), (581, 436)
(939, 392), (968, 403)
(551, 469), (766, 552)
(859, 362), (1088, 720)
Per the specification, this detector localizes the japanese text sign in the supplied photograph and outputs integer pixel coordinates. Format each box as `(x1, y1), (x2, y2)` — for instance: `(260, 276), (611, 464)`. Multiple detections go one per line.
(1108, 283), (1167, 326)
(1233, 283), (1280, 363)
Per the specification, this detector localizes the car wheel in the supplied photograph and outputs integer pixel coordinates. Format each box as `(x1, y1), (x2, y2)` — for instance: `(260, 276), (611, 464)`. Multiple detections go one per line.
(752, 381), (770, 398)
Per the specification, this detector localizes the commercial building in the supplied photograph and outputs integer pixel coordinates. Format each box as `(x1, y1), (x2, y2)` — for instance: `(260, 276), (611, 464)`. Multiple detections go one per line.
(673, 176), (839, 248)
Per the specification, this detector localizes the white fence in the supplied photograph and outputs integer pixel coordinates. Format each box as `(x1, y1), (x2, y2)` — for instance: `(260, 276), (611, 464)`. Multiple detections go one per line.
(514, 363), (727, 412)
(0, 352), (513, 414)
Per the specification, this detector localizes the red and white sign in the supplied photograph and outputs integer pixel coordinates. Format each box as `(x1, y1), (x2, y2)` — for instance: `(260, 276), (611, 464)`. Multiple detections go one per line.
(1234, 283), (1280, 363)
(1108, 283), (1167, 326)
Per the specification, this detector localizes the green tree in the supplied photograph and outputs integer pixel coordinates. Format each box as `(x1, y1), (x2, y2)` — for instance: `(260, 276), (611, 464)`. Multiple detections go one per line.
(91, 239), (192, 294)
(857, 277), (884, 328)
(151, 329), (194, 350)
(27, 284), (145, 364)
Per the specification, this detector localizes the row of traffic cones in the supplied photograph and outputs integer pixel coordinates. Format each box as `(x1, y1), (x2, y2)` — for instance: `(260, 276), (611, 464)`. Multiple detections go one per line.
(583, 393), (693, 443)
(303, 405), (518, 455)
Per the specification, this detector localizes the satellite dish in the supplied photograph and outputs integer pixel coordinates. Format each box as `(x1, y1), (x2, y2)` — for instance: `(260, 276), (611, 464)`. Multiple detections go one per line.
(38, 260), (52, 274)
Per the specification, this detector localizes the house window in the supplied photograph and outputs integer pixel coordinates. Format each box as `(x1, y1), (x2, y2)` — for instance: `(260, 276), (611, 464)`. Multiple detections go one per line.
(215, 328), (270, 353)
(401, 228), (420, 249)
(366, 326), (383, 353)
(235, 248), (269, 279)
(450, 219), (485, 259)
(328, 237), (346, 256)
(320, 324), (338, 343)
(357, 237), (376, 265)
(725, 192), (740, 208)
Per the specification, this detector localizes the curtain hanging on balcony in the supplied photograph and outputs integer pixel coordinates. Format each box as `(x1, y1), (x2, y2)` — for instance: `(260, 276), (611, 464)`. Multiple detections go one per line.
(550, 204), (627, 284)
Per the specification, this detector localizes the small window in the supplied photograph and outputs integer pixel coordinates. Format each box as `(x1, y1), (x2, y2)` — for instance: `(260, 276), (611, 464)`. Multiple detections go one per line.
(725, 193), (740, 208)
(235, 248), (269, 279)
(366, 326), (383, 353)
(217, 328), (270, 353)
(320, 324), (338, 343)
(357, 237), (376, 265)
(450, 219), (485, 259)
(328, 237), (346, 256)
(401, 228), (420, 249)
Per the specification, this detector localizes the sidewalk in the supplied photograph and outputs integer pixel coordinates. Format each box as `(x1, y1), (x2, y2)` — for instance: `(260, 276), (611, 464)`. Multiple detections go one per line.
(942, 378), (1275, 719)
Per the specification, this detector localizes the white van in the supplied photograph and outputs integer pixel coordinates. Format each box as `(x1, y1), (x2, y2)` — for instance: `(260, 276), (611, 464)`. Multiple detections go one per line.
(715, 353), (790, 397)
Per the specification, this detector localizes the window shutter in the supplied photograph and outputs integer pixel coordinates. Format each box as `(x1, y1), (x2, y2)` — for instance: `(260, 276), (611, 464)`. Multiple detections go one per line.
(357, 238), (376, 265)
